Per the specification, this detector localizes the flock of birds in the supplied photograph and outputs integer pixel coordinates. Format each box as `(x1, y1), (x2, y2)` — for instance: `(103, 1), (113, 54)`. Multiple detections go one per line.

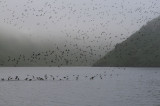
(0, 0), (159, 66)
(5, 46), (98, 66)
(0, 71), (118, 81)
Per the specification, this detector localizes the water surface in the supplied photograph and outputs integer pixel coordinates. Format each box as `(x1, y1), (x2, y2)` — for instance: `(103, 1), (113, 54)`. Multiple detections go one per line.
(0, 67), (159, 106)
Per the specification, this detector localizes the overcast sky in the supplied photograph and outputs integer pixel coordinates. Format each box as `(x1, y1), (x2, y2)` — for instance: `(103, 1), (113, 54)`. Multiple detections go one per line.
(0, 0), (160, 45)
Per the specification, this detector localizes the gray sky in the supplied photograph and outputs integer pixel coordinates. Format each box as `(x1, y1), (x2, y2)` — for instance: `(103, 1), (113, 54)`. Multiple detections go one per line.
(0, 0), (160, 47)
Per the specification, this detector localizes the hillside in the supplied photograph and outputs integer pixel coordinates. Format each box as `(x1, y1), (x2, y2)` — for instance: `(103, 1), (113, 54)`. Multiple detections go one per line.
(0, 26), (97, 67)
(93, 16), (160, 67)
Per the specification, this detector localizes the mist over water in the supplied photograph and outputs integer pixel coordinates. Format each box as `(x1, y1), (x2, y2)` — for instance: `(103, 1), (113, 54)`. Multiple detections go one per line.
(0, 1), (160, 105)
(0, 0), (160, 66)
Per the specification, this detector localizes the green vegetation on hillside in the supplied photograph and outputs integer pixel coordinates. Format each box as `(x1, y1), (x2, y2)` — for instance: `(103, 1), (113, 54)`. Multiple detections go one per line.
(93, 16), (160, 67)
